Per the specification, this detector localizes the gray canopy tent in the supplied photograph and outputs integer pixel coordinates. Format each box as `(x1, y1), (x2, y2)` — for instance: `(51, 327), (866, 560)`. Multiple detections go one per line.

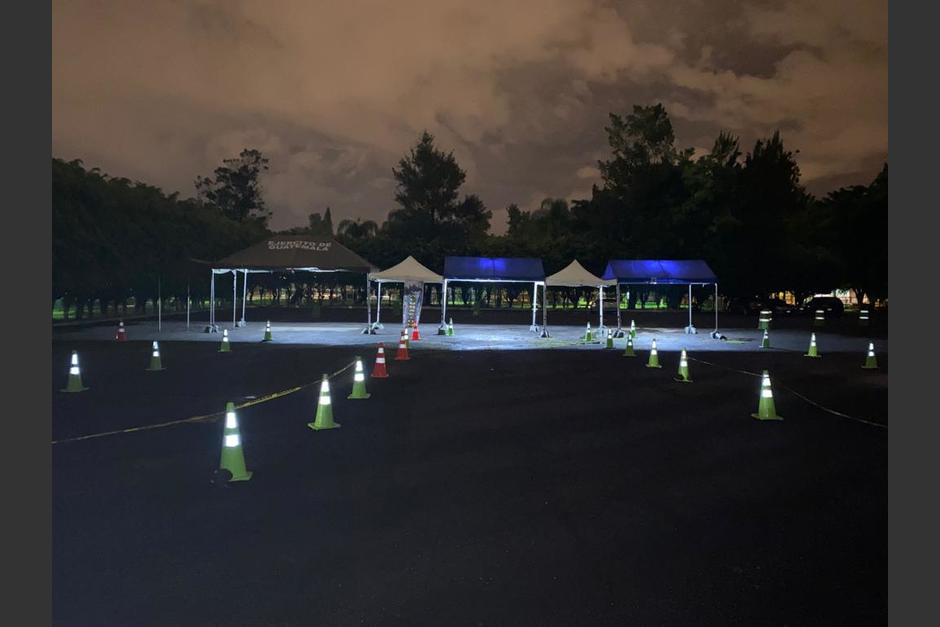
(440, 256), (546, 333)
(601, 259), (720, 336)
(206, 235), (375, 332)
(542, 260), (616, 338)
(365, 256), (443, 333)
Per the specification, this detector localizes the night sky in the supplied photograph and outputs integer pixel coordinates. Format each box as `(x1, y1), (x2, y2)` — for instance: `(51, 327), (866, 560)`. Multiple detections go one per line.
(52, 0), (887, 232)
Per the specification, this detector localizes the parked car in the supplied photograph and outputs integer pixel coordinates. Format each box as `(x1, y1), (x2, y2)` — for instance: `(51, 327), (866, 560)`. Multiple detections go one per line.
(725, 297), (798, 316)
(800, 296), (845, 318)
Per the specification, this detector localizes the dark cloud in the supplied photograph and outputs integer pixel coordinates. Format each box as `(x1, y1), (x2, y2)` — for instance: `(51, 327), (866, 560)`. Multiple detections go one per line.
(53, 0), (887, 233)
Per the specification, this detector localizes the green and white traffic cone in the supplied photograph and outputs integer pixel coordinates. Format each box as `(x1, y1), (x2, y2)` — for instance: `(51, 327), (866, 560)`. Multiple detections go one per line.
(584, 322), (593, 343)
(347, 356), (371, 400)
(630, 319), (637, 339)
(751, 370), (783, 421)
(862, 341), (878, 369)
(804, 333), (820, 358)
(262, 321), (273, 342)
(605, 329), (614, 349)
(61, 351), (88, 393)
(645, 338), (662, 368)
(674, 348), (692, 383)
(813, 309), (826, 328)
(758, 309), (772, 331)
(219, 402), (252, 481)
(146, 340), (165, 371)
(308, 374), (341, 431)
(447, 317), (455, 337)
(760, 329), (771, 349)
(622, 335), (637, 357)
(219, 328), (231, 352)
(858, 308), (870, 328)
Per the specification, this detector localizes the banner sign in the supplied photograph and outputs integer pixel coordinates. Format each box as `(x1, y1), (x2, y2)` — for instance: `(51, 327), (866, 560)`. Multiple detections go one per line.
(267, 240), (332, 251)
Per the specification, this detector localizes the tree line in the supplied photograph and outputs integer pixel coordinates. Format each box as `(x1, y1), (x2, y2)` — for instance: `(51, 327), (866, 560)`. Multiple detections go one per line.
(52, 104), (887, 320)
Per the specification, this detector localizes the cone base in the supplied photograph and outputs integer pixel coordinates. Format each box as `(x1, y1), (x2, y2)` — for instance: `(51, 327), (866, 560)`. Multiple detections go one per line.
(861, 365), (878, 369)
(262, 339), (273, 343)
(371, 373), (389, 379)
(645, 364), (662, 369)
(803, 354), (821, 358)
(146, 367), (166, 371)
(60, 386), (89, 393)
(622, 353), (637, 358)
(307, 422), (341, 431)
(751, 413), (784, 421)
(674, 377), (692, 383)
(227, 471), (253, 482)
(219, 348), (231, 353)
(394, 355), (410, 361)
(348, 392), (371, 400)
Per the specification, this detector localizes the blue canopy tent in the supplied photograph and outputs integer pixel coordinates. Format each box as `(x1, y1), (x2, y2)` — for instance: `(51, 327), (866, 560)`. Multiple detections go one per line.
(441, 256), (546, 333)
(601, 259), (720, 336)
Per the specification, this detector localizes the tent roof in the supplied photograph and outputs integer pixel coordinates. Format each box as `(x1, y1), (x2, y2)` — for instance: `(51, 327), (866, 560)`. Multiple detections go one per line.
(545, 259), (615, 287)
(443, 256), (545, 282)
(369, 256), (443, 283)
(212, 235), (375, 273)
(602, 259), (717, 284)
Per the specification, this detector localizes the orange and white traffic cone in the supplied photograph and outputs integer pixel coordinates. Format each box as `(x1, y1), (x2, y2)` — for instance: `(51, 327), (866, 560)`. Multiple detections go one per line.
(411, 321), (421, 342)
(395, 334), (411, 361)
(116, 321), (127, 342)
(372, 343), (389, 378)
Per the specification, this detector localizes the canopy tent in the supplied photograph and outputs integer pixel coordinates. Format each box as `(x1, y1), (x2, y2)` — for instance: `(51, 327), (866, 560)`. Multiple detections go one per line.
(366, 256), (443, 332)
(543, 260), (615, 338)
(601, 259), (719, 335)
(441, 256), (546, 333)
(206, 235), (376, 331)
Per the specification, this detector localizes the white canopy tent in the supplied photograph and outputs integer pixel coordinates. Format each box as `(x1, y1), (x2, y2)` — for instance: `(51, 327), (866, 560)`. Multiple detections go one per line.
(365, 256), (443, 333)
(542, 260), (616, 338)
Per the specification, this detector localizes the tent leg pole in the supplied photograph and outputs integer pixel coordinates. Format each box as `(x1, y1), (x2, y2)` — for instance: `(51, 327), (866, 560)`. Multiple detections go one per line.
(540, 283), (549, 338)
(186, 282), (191, 330)
(364, 276), (373, 334)
(713, 283), (720, 338)
(240, 269), (248, 326)
(376, 282), (382, 328)
(440, 280), (448, 331)
(530, 282), (538, 332)
(685, 283), (696, 334)
(232, 270), (237, 329)
(599, 285), (604, 330)
(208, 270), (216, 332)
(615, 284), (622, 335)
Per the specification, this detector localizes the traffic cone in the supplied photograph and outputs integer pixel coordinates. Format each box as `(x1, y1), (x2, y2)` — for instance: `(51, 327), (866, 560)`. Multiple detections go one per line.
(447, 318), (455, 337)
(401, 328), (410, 349)
(760, 329), (770, 349)
(115, 321), (127, 342)
(395, 334), (411, 361)
(411, 321), (421, 342)
(372, 344), (389, 378)
(645, 338), (662, 368)
(61, 350), (88, 393)
(219, 402), (252, 481)
(583, 322), (593, 343)
(862, 341), (878, 369)
(858, 308), (870, 328)
(622, 335), (636, 357)
(348, 356), (371, 399)
(219, 329), (231, 352)
(262, 320), (273, 342)
(804, 333), (820, 358)
(605, 329), (614, 349)
(146, 340), (165, 371)
(675, 348), (692, 383)
(814, 309), (826, 328)
(630, 319), (637, 339)
(308, 374), (341, 431)
(751, 370), (783, 420)
(758, 310), (772, 331)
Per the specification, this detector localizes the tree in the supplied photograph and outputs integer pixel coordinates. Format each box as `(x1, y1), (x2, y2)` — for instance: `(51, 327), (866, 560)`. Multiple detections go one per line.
(388, 131), (467, 240)
(307, 207), (335, 236)
(195, 148), (271, 225)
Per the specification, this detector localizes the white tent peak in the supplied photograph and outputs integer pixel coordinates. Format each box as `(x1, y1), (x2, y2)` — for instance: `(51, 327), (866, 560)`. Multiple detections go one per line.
(369, 256), (443, 283)
(545, 259), (615, 287)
